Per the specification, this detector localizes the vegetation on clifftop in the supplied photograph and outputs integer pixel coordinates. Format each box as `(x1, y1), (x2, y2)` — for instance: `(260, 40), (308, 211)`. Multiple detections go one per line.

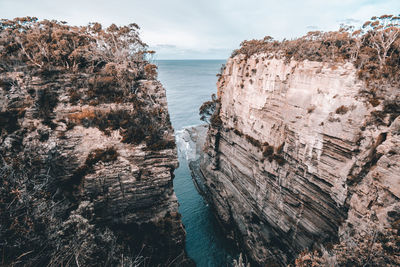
(199, 14), (400, 267)
(0, 18), (178, 266)
(232, 15), (400, 86)
(0, 17), (152, 73)
(0, 17), (174, 150)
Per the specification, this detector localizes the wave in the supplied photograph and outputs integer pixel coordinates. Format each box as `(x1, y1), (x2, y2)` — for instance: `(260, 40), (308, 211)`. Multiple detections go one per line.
(175, 124), (208, 162)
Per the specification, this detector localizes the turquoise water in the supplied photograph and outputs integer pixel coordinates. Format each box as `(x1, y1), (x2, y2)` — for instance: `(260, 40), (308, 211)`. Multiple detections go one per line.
(157, 60), (237, 266)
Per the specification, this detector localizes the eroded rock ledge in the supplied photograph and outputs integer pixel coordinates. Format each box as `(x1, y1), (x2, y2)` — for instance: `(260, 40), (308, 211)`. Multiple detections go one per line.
(193, 55), (400, 266)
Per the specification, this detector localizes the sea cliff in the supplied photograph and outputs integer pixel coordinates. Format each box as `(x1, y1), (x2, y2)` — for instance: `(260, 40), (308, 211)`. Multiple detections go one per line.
(0, 18), (191, 266)
(193, 25), (400, 266)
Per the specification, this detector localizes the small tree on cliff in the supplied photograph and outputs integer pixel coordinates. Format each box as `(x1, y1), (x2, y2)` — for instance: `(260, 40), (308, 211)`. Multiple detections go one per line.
(199, 93), (218, 124)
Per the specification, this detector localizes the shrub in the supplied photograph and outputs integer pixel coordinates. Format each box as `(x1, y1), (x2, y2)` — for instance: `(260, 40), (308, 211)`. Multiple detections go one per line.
(0, 17), (149, 72)
(231, 15), (400, 88)
(68, 108), (96, 123)
(335, 105), (349, 115)
(144, 64), (158, 80)
(35, 88), (58, 127)
(199, 93), (218, 124)
(368, 97), (380, 107)
(276, 142), (285, 154)
(233, 128), (243, 137)
(87, 75), (124, 103)
(262, 143), (274, 157)
(0, 110), (20, 134)
(210, 113), (223, 129)
(273, 154), (286, 166)
(245, 134), (262, 148)
(68, 88), (81, 104)
(0, 17), (159, 107)
(67, 107), (174, 151)
(0, 78), (14, 91)
(295, 226), (400, 266)
(86, 147), (119, 166)
(146, 138), (175, 151)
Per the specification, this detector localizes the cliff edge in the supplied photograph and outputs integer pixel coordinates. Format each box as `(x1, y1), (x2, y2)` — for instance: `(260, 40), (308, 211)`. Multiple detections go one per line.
(195, 16), (400, 266)
(0, 18), (191, 266)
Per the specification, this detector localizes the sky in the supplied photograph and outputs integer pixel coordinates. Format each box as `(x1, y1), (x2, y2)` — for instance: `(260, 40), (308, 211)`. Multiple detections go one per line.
(0, 0), (399, 59)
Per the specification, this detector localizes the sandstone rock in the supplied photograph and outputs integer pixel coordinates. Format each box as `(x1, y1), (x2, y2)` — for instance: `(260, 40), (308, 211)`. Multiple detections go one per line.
(0, 70), (192, 266)
(194, 54), (400, 266)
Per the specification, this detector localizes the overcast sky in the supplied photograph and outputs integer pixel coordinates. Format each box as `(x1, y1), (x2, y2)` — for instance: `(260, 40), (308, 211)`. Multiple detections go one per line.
(1, 0), (399, 59)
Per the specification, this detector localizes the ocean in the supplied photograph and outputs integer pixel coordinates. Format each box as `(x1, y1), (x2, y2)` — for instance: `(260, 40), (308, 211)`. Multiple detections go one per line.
(156, 60), (238, 266)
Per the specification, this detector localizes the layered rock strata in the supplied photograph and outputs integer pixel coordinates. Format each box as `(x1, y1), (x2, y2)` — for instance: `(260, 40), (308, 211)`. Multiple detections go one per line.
(0, 69), (191, 266)
(195, 54), (400, 265)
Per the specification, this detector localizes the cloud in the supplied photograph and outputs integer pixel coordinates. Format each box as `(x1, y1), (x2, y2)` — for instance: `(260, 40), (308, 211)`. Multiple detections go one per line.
(1, 0), (399, 59)
(153, 44), (178, 49)
(339, 18), (362, 25)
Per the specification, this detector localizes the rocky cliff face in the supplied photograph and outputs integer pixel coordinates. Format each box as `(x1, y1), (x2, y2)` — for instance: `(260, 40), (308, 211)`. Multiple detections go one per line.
(0, 68), (191, 266)
(196, 54), (400, 265)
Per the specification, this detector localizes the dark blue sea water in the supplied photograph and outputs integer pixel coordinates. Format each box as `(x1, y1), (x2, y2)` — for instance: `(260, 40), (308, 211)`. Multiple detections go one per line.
(156, 60), (237, 266)
(157, 60), (224, 130)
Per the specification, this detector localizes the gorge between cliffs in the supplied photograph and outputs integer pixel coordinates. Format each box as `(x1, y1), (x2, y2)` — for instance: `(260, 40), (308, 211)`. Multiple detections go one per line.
(1, 15), (400, 267)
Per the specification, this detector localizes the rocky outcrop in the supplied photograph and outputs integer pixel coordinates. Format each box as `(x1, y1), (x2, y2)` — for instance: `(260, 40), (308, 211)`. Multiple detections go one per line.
(195, 54), (400, 265)
(175, 125), (209, 195)
(0, 68), (192, 265)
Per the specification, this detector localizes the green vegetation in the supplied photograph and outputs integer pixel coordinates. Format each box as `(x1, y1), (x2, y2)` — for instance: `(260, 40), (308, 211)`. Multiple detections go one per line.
(199, 93), (223, 129)
(210, 113), (223, 129)
(199, 93), (218, 124)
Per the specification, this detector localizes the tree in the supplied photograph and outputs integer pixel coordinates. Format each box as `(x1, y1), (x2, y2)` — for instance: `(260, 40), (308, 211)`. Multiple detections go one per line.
(199, 94), (218, 124)
(363, 15), (400, 67)
(0, 17), (151, 73)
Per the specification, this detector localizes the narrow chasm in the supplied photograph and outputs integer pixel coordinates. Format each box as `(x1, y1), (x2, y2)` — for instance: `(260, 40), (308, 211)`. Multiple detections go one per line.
(157, 60), (239, 266)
